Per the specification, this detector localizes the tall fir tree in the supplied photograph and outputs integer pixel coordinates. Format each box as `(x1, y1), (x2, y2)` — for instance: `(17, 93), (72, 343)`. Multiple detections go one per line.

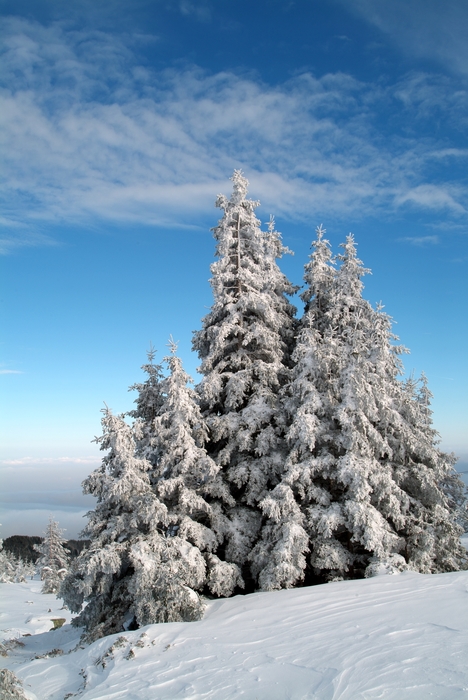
(62, 404), (220, 640)
(257, 229), (466, 586)
(324, 235), (466, 577)
(192, 171), (298, 584)
(34, 517), (69, 593)
(250, 225), (335, 589)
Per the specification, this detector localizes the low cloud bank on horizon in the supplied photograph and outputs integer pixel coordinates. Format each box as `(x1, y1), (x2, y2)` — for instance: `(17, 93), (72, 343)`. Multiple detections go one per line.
(1, 16), (467, 253)
(0, 507), (92, 540)
(1, 459), (97, 538)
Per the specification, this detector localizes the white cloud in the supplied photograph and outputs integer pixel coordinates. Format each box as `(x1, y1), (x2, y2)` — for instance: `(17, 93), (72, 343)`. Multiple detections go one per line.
(395, 185), (466, 214)
(398, 235), (439, 246)
(0, 369), (24, 374)
(1, 18), (467, 252)
(429, 149), (468, 160)
(178, 0), (211, 21)
(342, 0), (468, 78)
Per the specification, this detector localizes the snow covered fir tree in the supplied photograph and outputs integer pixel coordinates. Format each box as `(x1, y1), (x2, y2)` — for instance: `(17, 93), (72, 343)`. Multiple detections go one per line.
(62, 341), (242, 641)
(256, 228), (466, 586)
(34, 517), (69, 593)
(0, 539), (35, 584)
(192, 171), (299, 587)
(62, 171), (467, 640)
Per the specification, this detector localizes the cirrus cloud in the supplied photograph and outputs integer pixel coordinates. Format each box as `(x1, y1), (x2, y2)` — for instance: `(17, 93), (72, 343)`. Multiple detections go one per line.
(1, 17), (468, 253)
(341, 0), (468, 78)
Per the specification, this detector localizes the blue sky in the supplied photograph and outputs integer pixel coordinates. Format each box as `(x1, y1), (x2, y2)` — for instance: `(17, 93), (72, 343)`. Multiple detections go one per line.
(1, 0), (467, 538)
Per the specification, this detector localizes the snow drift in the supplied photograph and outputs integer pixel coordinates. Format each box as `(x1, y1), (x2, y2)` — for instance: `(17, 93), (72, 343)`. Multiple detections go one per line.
(2, 570), (468, 699)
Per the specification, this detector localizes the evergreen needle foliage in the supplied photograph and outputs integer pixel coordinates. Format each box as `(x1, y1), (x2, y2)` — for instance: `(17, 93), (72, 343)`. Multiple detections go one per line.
(0, 538), (35, 583)
(62, 172), (467, 640)
(34, 517), (69, 593)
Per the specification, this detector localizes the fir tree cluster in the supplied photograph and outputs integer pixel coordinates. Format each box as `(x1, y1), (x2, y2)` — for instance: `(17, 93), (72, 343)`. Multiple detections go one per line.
(0, 540), (35, 584)
(62, 171), (467, 640)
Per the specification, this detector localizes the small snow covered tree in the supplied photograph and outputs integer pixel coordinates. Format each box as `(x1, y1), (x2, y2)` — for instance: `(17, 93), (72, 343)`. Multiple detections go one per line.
(34, 517), (69, 593)
(61, 407), (207, 641)
(12, 556), (35, 582)
(62, 344), (244, 642)
(192, 171), (297, 584)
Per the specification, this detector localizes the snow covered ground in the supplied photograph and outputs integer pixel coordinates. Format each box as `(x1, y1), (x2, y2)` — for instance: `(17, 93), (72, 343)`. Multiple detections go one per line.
(2, 570), (468, 700)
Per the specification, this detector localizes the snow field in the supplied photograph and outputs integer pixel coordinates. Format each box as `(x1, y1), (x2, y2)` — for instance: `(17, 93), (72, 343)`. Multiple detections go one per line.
(2, 570), (468, 699)
(0, 579), (73, 638)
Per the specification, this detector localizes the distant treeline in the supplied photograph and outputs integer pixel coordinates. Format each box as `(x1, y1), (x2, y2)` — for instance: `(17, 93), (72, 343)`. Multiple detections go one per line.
(3, 535), (89, 562)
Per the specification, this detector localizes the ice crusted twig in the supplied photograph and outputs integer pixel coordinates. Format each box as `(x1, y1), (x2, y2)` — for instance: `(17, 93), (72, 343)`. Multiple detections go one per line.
(0, 669), (28, 700)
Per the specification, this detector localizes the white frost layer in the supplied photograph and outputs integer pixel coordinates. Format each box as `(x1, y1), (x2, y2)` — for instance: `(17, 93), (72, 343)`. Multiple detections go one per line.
(2, 570), (468, 699)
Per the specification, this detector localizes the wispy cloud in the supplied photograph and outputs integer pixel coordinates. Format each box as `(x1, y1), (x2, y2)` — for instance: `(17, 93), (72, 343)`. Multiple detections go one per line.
(395, 185), (466, 215)
(429, 149), (468, 160)
(0, 456), (100, 465)
(342, 0), (468, 78)
(392, 72), (468, 129)
(398, 235), (439, 246)
(1, 17), (467, 252)
(178, 0), (211, 21)
(0, 369), (24, 375)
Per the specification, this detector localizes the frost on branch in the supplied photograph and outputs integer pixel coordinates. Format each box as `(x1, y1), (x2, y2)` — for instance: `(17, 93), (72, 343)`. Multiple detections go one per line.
(61, 405), (210, 641)
(193, 170), (298, 587)
(0, 669), (28, 700)
(264, 230), (467, 583)
(69, 175), (467, 641)
(152, 341), (243, 598)
(0, 539), (34, 584)
(34, 517), (69, 593)
(63, 344), (243, 641)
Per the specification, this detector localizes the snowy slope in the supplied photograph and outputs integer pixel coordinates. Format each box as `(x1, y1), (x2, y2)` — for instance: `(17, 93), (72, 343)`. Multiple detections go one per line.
(2, 571), (468, 699)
